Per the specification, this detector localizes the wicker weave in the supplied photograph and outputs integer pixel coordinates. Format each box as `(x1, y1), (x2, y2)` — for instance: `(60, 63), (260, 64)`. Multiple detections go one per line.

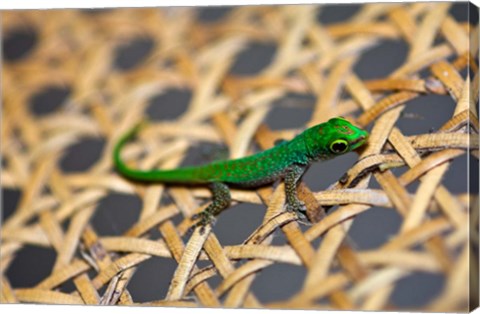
(1, 3), (478, 311)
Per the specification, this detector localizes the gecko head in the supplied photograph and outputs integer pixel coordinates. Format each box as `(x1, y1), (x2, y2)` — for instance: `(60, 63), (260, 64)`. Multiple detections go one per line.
(304, 117), (369, 160)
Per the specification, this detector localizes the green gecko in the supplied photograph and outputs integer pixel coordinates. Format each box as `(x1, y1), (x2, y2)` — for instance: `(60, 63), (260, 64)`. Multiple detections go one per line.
(114, 117), (369, 232)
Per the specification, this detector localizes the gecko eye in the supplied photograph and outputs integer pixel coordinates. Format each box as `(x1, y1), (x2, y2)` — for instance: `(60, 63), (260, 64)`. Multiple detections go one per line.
(329, 139), (349, 154)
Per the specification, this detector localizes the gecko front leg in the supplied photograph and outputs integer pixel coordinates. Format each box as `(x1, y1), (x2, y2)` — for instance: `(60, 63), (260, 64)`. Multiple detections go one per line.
(191, 182), (231, 234)
(284, 164), (308, 218)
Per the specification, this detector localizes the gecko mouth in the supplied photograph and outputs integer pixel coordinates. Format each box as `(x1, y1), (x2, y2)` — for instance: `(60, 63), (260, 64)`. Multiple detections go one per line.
(350, 135), (368, 149)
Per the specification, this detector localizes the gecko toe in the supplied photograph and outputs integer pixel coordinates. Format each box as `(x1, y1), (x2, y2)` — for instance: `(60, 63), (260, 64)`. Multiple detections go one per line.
(186, 225), (195, 236)
(191, 213), (200, 220)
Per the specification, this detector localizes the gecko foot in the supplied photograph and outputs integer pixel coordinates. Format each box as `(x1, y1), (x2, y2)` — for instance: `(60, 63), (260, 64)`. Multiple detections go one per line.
(190, 211), (216, 235)
(286, 201), (308, 220)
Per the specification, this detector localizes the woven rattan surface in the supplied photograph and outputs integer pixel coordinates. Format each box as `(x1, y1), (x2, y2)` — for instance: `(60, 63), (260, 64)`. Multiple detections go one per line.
(1, 3), (479, 311)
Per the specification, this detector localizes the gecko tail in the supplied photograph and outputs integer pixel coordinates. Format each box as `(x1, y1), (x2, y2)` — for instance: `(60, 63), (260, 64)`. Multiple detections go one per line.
(113, 120), (151, 180)
(126, 119), (150, 139)
(113, 120), (208, 184)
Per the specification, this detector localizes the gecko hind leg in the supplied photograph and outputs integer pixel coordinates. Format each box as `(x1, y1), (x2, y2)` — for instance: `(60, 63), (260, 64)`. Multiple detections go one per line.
(284, 164), (308, 219)
(191, 182), (231, 234)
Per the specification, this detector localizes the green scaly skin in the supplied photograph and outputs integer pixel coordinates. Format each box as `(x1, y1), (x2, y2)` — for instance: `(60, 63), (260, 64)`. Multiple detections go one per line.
(114, 117), (369, 233)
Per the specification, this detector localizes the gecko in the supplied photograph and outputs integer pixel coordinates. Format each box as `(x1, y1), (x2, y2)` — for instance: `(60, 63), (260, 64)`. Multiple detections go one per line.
(113, 117), (369, 232)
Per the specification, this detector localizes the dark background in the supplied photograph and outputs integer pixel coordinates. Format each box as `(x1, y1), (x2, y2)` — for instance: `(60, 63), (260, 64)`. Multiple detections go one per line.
(2, 2), (478, 308)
